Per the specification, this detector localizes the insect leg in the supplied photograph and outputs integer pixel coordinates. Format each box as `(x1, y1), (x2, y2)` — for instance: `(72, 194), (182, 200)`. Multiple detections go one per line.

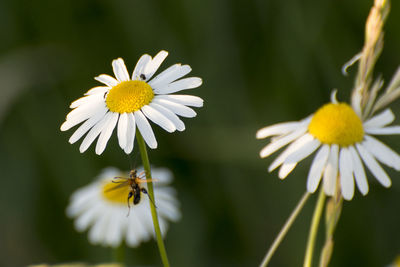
(127, 191), (133, 217)
(141, 188), (157, 208)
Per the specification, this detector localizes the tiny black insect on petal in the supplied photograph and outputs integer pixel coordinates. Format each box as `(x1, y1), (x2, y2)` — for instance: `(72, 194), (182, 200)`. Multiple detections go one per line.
(140, 74), (146, 80)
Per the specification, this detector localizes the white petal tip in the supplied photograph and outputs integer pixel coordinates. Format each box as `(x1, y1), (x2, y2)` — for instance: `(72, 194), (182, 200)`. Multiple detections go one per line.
(158, 50), (169, 56)
(307, 186), (317, 194)
(148, 143), (158, 149)
(267, 166), (275, 172)
(191, 78), (203, 88)
(343, 194), (353, 201)
(79, 145), (88, 153)
(60, 123), (70, 131)
(383, 180), (392, 188)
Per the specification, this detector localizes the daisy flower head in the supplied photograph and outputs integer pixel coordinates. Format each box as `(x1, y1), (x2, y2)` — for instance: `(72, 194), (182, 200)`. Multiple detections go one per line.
(61, 50), (203, 155)
(66, 166), (181, 247)
(256, 91), (400, 200)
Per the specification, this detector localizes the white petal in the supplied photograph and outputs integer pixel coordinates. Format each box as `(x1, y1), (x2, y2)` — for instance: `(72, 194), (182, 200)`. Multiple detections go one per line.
(112, 58), (130, 82)
(61, 102), (106, 131)
(104, 210), (124, 247)
(156, 192), (181, 221)
(284, 137), (320, 164)
(363, 109), (394, 129)
(142, 50), (169, 81)
(127, 209), (147, 247)
(66, 98), (104, 121)
(134, 110), (157, 149)
(149, 64), (192, 88)
(79, 112), (112, 153)
(95, 112), (119, 155)
(356, 143), (392, 187)
(365, 126), (400, 135)
(339, 147), (355, 200)
(269, 133), (314, 171)
(348, 146), (369, 195)
(74, 203), (103, 231)
(278, 162), (297, 179)
(151, 168), (173, 185)
(152, 98), (196, 118)
(278, 137), (320, 179)
(95, 74), (119, 87)
(68, 107), (108, 144)
(307, 145), (330, 193)
(67, 185), (98, 215)
(153, 77), (202, 94)
(124, 113), (136, 154)
(257, 118), (311, 139)
(141, 105), (176, 132)
(117, 113), (128, 149)
(133, 205), (152, 241)
(155, 94), (204, 107)
(363, 135), (400, 170)
(85, 86), (109, 96)
(88, 209), (109, 244)
(140, 204), (156, 238)
(62, 102), (105, 124)
(70, 94), (104, 109)
(260, 126), (309, 158)
(323, 144), (339, 196)
(158, 201), (181, 222)
(150, 103), (185, 131)
(132, 54), (152, 80)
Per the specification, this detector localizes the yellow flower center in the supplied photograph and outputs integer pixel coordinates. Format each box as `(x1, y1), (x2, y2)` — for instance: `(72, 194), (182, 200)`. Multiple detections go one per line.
(102, 181), (130, 204)
(308, 103), (364, 146)
(106, 80), (154, 113)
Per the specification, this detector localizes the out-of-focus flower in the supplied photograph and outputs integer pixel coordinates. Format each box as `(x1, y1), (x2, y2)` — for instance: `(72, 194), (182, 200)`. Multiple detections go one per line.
(66, 167), (181, 247)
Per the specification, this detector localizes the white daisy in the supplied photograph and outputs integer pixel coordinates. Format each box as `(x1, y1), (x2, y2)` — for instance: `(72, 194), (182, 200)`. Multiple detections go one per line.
(256, 92), (400, 200)
(61, 50), (203, 155)
(66, 166), (181, 248)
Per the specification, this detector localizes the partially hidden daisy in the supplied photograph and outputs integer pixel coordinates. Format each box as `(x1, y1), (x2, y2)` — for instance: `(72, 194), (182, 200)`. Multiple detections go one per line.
(256, 91), (400, 200)
(61, 50), (203, 155)
(66, 166), (181, 247)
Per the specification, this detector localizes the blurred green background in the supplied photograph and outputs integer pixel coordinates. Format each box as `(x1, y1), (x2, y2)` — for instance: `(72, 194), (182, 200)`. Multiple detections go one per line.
(1, 0), (400, 266)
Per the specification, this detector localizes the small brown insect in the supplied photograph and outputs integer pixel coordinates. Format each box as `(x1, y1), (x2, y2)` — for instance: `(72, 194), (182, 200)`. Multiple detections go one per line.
(107, 169), (157, 215)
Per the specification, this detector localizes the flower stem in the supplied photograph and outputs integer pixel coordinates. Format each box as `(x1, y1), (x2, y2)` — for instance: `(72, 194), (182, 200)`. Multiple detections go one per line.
(260, 192), (311, 267)
(319, 187), (343, 267)
(303, 187), (326, 267)
(112, 243), (125, 263)
(136, 131), (170, 267)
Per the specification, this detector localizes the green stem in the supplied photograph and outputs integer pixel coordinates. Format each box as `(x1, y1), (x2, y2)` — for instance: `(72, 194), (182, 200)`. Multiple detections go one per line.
(112, 243), (125, 263)
(303, 188), (326, 267)
(260, 192), (311, 267)
(136, 131), (170, 267)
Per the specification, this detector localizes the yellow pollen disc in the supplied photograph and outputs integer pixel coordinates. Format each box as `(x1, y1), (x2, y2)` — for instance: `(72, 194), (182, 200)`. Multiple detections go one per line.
(102, 181), (130, 204)
(106, 80), (154, 113)
(308, 103), (364, 146)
